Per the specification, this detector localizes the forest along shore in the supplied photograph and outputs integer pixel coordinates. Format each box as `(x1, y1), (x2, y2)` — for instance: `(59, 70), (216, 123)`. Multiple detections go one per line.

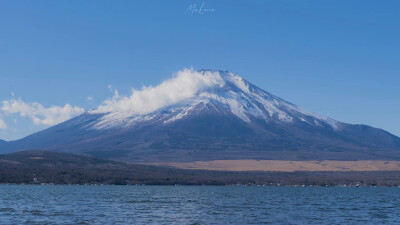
(1, 150), (400, 186)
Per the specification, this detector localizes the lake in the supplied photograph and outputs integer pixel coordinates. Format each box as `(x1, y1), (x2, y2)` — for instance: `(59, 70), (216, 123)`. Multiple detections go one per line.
(0, 185), (399, 224)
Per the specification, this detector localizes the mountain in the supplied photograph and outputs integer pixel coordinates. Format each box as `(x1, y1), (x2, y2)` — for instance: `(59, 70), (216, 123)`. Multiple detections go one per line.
(1, 69), (400, 162)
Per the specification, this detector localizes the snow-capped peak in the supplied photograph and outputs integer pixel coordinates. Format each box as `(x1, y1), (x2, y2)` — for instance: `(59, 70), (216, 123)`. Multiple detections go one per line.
(88, 69), (340, 130)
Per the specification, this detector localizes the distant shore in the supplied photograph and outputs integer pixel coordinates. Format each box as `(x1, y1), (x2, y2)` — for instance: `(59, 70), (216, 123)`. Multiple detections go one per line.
(2, 150), (400, 187)
(1, 183), (400, 187)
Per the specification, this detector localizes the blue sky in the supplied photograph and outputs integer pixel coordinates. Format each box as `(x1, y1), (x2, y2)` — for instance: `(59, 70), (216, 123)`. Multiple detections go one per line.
(0, 0), (399, 140)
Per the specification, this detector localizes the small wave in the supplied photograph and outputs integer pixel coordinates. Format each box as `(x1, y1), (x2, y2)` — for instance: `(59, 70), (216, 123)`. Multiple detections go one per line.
(0, 208), (16, 212)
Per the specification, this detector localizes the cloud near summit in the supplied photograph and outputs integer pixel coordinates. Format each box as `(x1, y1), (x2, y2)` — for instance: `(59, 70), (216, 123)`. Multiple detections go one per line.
(0, 68), (229, 135)
(93, 68), (225, 115)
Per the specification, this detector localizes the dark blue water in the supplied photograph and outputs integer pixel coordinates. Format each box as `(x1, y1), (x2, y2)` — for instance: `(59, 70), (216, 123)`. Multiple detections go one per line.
(0, 185), (399, 224)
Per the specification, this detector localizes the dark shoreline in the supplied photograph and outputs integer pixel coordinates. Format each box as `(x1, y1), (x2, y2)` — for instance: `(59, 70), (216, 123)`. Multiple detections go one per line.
(1, 183), (400, 187)
(1, 150), (400, 187)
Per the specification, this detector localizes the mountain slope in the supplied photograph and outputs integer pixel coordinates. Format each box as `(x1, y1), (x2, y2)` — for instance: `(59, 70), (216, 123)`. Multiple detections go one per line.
(1, 69), (399, 162)
(0, 140), (6, 149)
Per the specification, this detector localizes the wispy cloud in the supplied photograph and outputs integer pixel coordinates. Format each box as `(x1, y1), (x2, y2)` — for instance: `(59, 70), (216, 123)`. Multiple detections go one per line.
(0, 117), (7, 130)
(93, 68), (224, 115)
(1, 68), (224, 130)
(1, 99), (85, 126)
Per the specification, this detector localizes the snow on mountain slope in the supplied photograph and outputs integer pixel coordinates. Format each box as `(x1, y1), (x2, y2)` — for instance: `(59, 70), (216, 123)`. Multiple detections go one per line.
(88, 69), (340, 130)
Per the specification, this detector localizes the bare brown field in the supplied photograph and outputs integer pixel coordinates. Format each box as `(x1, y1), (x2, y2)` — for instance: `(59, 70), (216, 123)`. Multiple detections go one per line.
(146, 160), (400, 172)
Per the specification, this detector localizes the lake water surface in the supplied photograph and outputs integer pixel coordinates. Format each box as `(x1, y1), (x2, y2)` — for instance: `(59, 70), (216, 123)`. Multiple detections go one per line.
(0, 185), (399, 224)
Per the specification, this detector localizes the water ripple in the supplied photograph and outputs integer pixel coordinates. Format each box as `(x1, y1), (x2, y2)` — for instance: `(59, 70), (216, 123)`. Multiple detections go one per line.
(0, 186), (399, 224)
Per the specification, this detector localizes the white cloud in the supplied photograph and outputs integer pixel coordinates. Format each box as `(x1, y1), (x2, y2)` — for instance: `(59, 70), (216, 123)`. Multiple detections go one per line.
(0, 117), (7, 130)
(87, 96), (93, 101)
(93, 68), (224, 115)
(1, 99), (85, 126)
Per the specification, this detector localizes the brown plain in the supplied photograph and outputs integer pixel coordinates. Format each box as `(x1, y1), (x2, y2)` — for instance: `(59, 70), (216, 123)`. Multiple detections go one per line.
(147, 160), (400, 172)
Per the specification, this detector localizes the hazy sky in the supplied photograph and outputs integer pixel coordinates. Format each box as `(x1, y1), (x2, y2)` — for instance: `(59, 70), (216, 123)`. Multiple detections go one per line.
(0, 0), (399, 140)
